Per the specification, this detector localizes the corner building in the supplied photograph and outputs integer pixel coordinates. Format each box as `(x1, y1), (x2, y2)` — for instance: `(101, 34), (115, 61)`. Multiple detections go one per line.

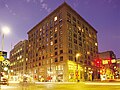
(27, 2), (98, 82)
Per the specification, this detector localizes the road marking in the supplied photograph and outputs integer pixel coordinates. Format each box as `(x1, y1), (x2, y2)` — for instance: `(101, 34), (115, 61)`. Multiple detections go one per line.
(85, 82), (120, 85)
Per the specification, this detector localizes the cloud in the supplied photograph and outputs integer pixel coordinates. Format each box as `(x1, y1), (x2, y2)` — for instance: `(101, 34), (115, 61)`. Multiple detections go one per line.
(25, 0), (51, 13)
(4, 2), (17, 16)
(41, 3), (47, 9)
(41, 2), (51, 13)
(5, 4), (8, 8)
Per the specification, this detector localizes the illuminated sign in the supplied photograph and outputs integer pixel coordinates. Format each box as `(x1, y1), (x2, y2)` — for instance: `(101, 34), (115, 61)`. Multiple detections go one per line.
(102, 59), (116, 64)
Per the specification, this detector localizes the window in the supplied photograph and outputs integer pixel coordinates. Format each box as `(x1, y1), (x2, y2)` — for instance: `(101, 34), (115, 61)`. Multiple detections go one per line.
(67, 18), (71, 23)
(50, 30), (53, 35)
(79, 36), (82, 41)
(50, 36), (53, 40)
(68, 43), (72, 48)
(60, 50), (63, 54)
(95, 43), (98, 46)
(68, 36), (72, 41)
(74, 39), (77, 44)
(54, 33), (57, 38)
(54, 45), (58, 50)
(55, 58), (58, 62)
(69, 31), (72, 36)
(40, 28), (42, 31)
(42, 56), (44, 59)
(39, 57), (41, 60)
(77, 20), (80, 24)
(55, 27), (57, 32)
(72, 16), (76, 22)
(50, 20), (53, 28)
(54, 39), (57, 44)
(59, 37), (62, 42)
(67, 12), (71, 17)
(54, 16), (57, 21)
(59, 43), (63, 48)
(60, 56), (63, 61)
(59, 13), (62, 18)
(69, 56), (73, 61)
(59, 30), (63, 35)
(74, 33), (77, 38)
(59, 24), (62, 29)
(50, 41), (53, 45)
(68, 49), (72, 54)
(55, 52), (58, 55)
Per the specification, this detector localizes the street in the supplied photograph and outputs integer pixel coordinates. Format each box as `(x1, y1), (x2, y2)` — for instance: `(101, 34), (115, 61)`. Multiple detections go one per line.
(0, 82), (120, 90)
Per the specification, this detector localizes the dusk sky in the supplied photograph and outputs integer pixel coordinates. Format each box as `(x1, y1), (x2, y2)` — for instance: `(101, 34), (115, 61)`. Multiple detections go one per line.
(0, 0), (120, 58)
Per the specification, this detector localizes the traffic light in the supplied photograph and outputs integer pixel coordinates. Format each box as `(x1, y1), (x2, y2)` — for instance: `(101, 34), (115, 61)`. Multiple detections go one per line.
(94, 58), (102, 67)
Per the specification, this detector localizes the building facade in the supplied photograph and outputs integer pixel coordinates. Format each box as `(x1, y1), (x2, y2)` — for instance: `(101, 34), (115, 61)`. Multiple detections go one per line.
(27, 2), (98, 82)
(10, 40), (28, 81)
(98, 51), (117, 80)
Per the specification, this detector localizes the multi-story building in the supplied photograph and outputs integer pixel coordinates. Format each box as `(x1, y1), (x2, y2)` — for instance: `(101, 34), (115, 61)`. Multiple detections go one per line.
(27, 2), (98, 82)
(98, 51), (117, 80)
(10, 40), (28, 81)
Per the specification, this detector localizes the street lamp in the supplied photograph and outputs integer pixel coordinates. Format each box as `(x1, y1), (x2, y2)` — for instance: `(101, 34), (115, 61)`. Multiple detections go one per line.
(75, 53), (81, 82)
(0, 26), (10, 88)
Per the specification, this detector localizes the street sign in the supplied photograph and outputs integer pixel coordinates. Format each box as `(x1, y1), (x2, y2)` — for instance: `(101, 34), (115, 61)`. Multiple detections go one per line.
(0, 56), (4, 61)
(2, 59), (10, 66)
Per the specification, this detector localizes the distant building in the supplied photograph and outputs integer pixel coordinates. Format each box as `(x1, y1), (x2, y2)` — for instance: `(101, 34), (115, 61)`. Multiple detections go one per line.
(10, 40), (28, 81)
(98, 51), (117, 80)
(27, 2), (98, 82)
(99, 51), (116, 60)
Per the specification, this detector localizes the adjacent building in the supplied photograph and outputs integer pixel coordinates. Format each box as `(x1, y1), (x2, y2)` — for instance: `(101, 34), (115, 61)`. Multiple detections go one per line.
(98, 51), (117, 80)
(27, 2), (98, 82)
(9, 40), (28, 81)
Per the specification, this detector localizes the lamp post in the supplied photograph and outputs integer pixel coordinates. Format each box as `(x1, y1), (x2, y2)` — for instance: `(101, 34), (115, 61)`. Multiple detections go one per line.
(76, 53), (81, 82)
(1, 26), (10, 51)
(0, 26), (10, 88)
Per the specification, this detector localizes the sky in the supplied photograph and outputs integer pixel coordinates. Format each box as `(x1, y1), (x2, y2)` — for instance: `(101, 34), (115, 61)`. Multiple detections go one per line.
(0, 0), (120, 58)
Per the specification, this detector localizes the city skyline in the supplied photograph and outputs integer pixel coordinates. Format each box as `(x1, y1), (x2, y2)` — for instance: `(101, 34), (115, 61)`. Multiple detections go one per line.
(0, 0), (120, 58)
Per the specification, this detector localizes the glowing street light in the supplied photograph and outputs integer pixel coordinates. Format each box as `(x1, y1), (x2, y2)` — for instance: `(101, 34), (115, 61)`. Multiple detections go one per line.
(1, 26), (10, 35)
(75, 53), (81, 82)
(4, 67), (8, 71)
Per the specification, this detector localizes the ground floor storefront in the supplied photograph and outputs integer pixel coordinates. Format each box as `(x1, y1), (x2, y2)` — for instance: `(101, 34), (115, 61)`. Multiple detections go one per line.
(24, 60), (98, 82)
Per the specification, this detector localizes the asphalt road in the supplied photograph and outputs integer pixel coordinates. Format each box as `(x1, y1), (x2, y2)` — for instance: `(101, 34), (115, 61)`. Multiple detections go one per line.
(1, 82), (120, 90)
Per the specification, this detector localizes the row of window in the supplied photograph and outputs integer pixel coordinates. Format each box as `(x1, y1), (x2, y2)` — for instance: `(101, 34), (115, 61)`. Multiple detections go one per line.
(69, 56), (92, 65)
(29, 12), (62, 39)
(67, 12), (97, 39)
(27, 56), (64, 68)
